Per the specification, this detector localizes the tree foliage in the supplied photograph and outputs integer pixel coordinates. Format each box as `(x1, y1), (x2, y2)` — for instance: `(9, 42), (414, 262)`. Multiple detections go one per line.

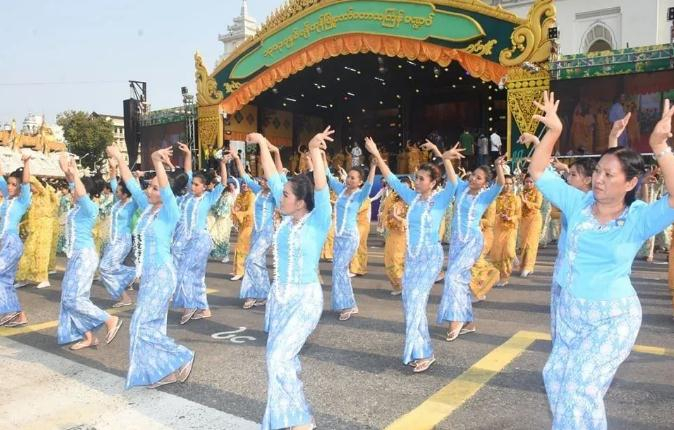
(56, 110), (113, 170)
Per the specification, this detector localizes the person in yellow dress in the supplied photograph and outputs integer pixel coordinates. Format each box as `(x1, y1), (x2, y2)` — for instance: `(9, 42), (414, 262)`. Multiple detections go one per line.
(469, 202), (499, 301)
(517, 174), (544, 277)
(230, 182), (255, 280)
(406, 142), (421, 173)
(48, 181), (61, 275)
(349, 198), (371, 276)
(383, 177), (412, 295)
(14, 177), (58, 289)
(489, 175), (521, 287)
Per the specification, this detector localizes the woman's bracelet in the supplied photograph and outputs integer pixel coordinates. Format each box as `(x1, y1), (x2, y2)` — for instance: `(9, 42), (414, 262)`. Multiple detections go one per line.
(654, 146), (673, 160)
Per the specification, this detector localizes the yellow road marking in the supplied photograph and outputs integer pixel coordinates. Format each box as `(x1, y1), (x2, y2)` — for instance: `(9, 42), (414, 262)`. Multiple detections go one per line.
(386, 330), (674, 430)
(385, 330), (538, 430)
(0, 288), (221, 337)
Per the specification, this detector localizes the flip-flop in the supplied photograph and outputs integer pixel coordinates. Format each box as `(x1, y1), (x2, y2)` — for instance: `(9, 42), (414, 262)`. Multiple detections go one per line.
(0, 312), (20, 326)
(178, 355), (195, 383)
(413, 356), (436, 373)
(70, 338), (99, 351)
(190, 310), (211, 320)
(180, 309), (197, 325)
(253, 299), (267, 307)
(459, 327), (477, 336)
(148, 373), (178, 389)
(105, 319), (124, 344)
(446, 328), (461, 342)
(112, 301), (133, 308)
(242, 299), (255, 309)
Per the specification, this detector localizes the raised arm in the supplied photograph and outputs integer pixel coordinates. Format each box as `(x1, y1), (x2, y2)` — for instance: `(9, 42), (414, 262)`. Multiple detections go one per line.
(151, 147), (174, 189)
(494, 155), (507, 186)
(437, 142), (465, 186)
(649, 99), (674, 207)
(246, 132), (277, 180)
(67, 159), (88, 200)
(59, 153), (75, 183)
(308, 126), (334, 191)
(106, 146), (133, 184)
(608, 112), (631, 149)
(178, 142), (191, 174)
(268, 142), (285, 173)
(366, 157), (377, 184)
(528, 91), (563, 180)
(21, 154), (31, 185)
(364, 136), (393, 178)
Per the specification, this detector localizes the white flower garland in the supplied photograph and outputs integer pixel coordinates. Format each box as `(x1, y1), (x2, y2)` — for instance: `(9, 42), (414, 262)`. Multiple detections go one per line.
(335, 188), (357, 237)
(132, 205), (159, 277)
(272, 212), (311, 303)
(109, 200), (130, 243)
(454, 186), (485, 243)
(254, 191), (271, 232)
(406, 190), (439, 259)
(0, 198), (15, 238)
(64, 205), (80, 258)
(186, 194), (205, 237)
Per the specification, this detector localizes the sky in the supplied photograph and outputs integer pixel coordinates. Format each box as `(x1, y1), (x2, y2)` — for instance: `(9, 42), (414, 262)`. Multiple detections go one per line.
(0, 0), (279, 125)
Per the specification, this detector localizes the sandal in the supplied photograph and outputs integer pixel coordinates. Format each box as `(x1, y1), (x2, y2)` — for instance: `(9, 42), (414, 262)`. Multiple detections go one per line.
(459, 326), (477, 336)
(4, 314), (27, 327)
(112, 301), (133, 308)
(413, 356), (436, 373)
(242, 299), (256, 309)
(0, 312), (20, 326)
(148, 372), (178, 389)
(70, 338), (99, 351)
(191, 310), (211, 320)
(178, 356), (195, 383)
(253, 299), (267, 307)
(105, 318), (124, 344)
(446, 327), (462, 342)
(338, 307), (359, 321)
(180, 309), (197, 325)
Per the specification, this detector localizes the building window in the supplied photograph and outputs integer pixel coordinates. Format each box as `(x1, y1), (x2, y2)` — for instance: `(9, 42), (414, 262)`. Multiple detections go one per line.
(582, 22), (615, 53)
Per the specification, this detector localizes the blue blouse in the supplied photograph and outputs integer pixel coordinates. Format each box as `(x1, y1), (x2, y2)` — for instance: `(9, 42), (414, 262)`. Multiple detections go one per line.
(109, 178), (138, 240)
(127, 178), (180, 268)
(450, 178), (502, 241)
(66, 186), (99, 252)
(269, 173), (331, 285)
(536, 169), (674, 300)
(179, 183), (224, 236)
(327, 170), (373, 236)
(385, 173), (456, 254)
(0, 177), (31, 237)
(242, 174), (276, 232)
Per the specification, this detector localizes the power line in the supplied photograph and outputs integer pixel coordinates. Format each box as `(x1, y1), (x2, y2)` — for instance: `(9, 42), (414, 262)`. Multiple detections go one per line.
(0, 80), (128, 86)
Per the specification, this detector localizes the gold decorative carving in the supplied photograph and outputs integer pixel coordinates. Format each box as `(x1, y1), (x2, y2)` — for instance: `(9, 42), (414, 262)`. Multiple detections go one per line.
(198, 105), (221, 156)
(224, 81), (242, 94)
(506, 65), (550, 137)
(499, 0), (555, 67)
(462, 39), (497, 57)
(195, 51), (223, 106)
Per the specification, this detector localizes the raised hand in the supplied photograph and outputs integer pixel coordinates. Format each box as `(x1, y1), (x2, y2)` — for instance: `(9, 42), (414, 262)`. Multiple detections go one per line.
(609, 112), (631, 140)
(245, 133), (266, 145)
(267, 141), (280, 154)
(495, 155), (507, 167)
(177, 142), (190, 154)
(364, 136), (380, 156)
(442, 142), (465, 160)
(152, 148), (175, 171)
(650, 99), (674, 148)
(532, 91), (562, 133)
(308, 126), (334, 151)
(518, 133), (540, 147)
(106, 145), (122, 159)
(420, 140), (437, 153)
(21, 153), (32, 163)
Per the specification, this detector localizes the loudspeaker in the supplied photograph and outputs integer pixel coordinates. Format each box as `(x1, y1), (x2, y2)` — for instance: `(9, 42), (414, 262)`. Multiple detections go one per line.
(123, 99), (140, 167)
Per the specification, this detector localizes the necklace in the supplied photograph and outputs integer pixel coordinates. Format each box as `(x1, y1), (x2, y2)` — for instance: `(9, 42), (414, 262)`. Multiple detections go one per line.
(133, 205), (160, 277)
(272, 212), (311, 303)
(64, 205), (80, 258)
(455, 186), (484, 242)
(336, 187), (357, 236)
(406, 193), (433, 258)
(109, 200), (130, 242)
(254, 191), (271, 232)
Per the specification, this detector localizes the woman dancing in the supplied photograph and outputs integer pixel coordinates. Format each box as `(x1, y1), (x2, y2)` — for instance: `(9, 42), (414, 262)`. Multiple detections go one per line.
(435, 141), (505, 341)
(530, 93), (674, 429)
(98, 159), (137, 308)
(0, 155), (32, 327)
(326, 152), (375, 321)
(57, 155), (122, 350)
(365, 137), (459, 373)
(249, 128), (332, 430)
(172, 143), (227, 324)
(107, 145), (195, 389)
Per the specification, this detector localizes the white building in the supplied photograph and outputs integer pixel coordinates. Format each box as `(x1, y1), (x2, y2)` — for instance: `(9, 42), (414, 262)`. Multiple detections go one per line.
(93, 113), (130, 163)
(218, 0), (260, 63)
(492, 0), (674, 54)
